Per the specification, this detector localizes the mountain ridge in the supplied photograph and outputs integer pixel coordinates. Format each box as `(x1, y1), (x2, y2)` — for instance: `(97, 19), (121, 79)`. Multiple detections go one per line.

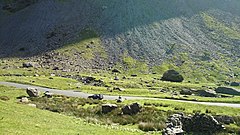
(0, 0), (239, 81)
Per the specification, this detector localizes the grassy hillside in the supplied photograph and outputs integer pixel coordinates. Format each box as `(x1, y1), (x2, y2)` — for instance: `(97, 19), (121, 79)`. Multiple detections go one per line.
(1, 85), (240, 134)
(0, 85), (140, 135)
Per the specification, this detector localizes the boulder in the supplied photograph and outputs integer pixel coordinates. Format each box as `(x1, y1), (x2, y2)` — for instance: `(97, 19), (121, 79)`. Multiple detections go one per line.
(215, 87), (240, 96)
(163, 113), (224, 134)
(163, 114), (185, 135)
(102, 104), (118, 114)
(114, 76), (119, 81)
(197, 90), (217, 97)
(22, 62), (39, 68)
(122, 102), (141, 115)
(112, 69), (121, 73)
(180, 89), (194, 95)
(183, 113), (224, 133)
(26, 87), (40, 97)
(161, 70), (184, 82)
(113, 87), (125, 91)
(44, 91), (54, 98)
(214, 115), (235, 125)
(230, 82), (240, 86)
(116, 96), (124, 103)
(20, 97), (29, 103)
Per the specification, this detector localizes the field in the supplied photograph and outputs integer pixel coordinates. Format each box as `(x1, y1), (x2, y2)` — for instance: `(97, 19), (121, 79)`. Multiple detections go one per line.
(0, 85), (141, 135)
(1, 85), (240, 134)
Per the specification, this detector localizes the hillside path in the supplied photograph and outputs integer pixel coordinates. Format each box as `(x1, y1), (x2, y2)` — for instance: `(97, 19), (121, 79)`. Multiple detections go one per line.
(1, 81), (240, 108)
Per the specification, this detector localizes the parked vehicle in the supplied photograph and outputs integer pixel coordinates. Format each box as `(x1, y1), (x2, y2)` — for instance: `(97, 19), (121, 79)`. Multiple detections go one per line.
(88, 94), (103, 100)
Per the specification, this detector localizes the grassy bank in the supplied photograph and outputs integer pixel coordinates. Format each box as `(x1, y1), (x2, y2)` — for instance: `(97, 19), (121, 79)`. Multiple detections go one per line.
(0, 85), (141, 135)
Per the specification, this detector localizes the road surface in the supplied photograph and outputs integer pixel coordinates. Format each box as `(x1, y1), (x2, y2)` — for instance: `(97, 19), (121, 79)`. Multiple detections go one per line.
(1, 81), (240, 108)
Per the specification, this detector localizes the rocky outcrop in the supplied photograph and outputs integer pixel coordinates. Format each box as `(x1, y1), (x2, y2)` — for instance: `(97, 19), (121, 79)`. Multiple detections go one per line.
(183, 114), (224, 133)
(102, 104), (118, 114)
(43, 91), (54, 98)
(26, 87), (39, 97)
(163, 113), (224, 135)
(230, 82), (240, 86)
(215, 87), (240, 96)
(20, 97), (29, 103)
(163, 114), (185, 135)
(112, 69), (121, 73)
(197, 90), (217, 97)
(22, 62), (39, 68)
(180, 89), (194, 95)
(214, 115), (235, 125)
(161, 70), (184, 82)
(122, 103), (141, 115)
(113, 87), (125, 92)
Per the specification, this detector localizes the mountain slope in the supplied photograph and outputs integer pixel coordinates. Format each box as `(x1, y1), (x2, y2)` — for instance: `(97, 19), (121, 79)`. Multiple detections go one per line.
(0, 0), (239, 76)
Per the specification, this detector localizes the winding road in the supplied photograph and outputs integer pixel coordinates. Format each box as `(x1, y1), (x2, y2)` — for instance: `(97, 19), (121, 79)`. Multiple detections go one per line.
(1, 81), (240, 108)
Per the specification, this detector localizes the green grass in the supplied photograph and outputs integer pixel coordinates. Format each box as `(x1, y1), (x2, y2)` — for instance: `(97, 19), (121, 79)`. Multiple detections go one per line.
(123, 99), (240, 116)
(1, 85), (240, 134)
(56, 28), (107, 60)
(201, 13), (240, 40)
(1, 74), (240, 103)
(0, 76), (79, 90)
(0, 85), (141, 135)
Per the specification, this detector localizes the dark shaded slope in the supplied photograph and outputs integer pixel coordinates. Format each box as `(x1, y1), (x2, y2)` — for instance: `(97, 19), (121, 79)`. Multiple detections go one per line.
(0, 0), (239, 63)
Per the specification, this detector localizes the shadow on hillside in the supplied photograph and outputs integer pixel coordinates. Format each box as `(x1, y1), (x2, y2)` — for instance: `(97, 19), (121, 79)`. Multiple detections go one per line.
(0, 0), (240, 58)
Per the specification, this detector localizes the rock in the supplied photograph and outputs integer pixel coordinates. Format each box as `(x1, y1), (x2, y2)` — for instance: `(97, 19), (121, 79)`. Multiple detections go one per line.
(27, 103), (37, 108)
(214, 115), (235, 125)
(230, 82), (240, 86)
(20, 97), (29, 103)
(215, 87), (240, 96)
(122, 102), (141, 115)
(44, 91), (54, 98)
(52, 66), (59, 70)
(113, 87), (125, 91)
(26, 87), (40, 97)
(161, 70), (184, 82)
(163, 114), (185, 135)
(22, 62), (39, 68)
(131, 74), (137, 77)
(114, 76), (119, 81)
(112, 69), (121, 73)
(116, 96), (124, 103)
(183, 113), (224, 133)
(34, 74), (39, 77)
(102, 104), (118, 114)
(164, 113), (224, 135)
(180, 89), (193, 95)
(197, 90), (217, 97)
